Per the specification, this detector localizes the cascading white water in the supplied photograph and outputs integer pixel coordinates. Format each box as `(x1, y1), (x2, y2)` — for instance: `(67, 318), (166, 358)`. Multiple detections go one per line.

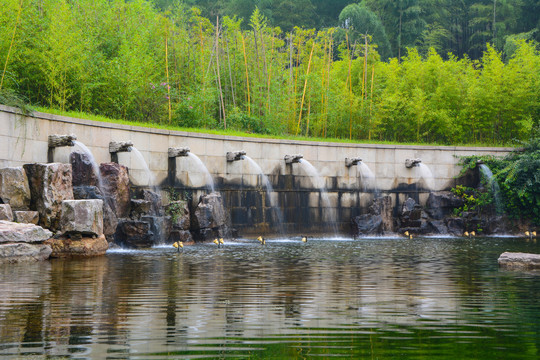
(72, 140), (105, 191)
(358, 162), (377, 194)
(187, 152), (215, 192)
(416, 163), (435, 190)
(298, 159), (338, 235)
(243, 155), (285, 235)
(130, 147), (156, 188)
(479, 164), (503, 214)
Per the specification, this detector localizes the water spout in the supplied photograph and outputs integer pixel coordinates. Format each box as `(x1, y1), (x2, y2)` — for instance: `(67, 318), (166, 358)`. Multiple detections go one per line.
(168, 147), (190, 158)
(109, 141), (133, 163)
(345, 157), (362, 168)
(226, 150), (246, 162)
(405, 158), (422, 168)
(478, 163), (503, 214)
(48, 134), (77, 162)
(284, 154), (303, 164)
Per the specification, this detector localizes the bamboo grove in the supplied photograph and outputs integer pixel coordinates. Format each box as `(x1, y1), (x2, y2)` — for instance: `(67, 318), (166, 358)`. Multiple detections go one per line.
(0, 0), (539, 145)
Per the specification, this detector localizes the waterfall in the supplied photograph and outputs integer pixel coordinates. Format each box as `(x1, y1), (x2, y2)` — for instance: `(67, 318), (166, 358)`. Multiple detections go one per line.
(130, 147), (156, 189)
(187, 152), (215, 192)
(298, 159), (338, 236)
(479, 164), (503, 214)
(243, 155), (285, 236)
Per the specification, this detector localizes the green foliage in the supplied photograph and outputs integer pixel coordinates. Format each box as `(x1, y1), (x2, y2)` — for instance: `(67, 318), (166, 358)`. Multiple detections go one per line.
(0, 0), (538, 146)
(451, 185), (493, 216)
(456, 134), (540, 224)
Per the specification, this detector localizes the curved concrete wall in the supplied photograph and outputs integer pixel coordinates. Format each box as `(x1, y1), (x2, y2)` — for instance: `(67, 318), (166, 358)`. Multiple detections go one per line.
(0, 105), (513, 235)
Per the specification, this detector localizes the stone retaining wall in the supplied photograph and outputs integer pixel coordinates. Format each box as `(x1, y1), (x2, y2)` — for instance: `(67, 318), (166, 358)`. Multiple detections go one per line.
(0, 106), (513, 235)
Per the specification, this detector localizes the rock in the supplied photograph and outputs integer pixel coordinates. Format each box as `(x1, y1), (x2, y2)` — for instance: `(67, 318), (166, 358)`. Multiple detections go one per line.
(140, 189), (163, 216)
(425, 191), (463, 220)
(0, 243), (52, 263)
(100, 163), (130, 218)
(0, 167), (31, 210)
(352, 195), (393, 236)
(165, 200), (190, 230)
(428, 219), (448, 234)
(192, 192), (227, 230)
(498, 252), (540, 269)
(70, 151), (99, 187)
(0, 220), (53, 243)
(130, 199), (152, 219)
(44, 234), (108, 258)
(0, 204), (13, 221)
(141, 215), (171, 244)
(402, 197), (417, 213)
(352, 214), (383, 235)
(168, 229), (193, 244)
(114, 220), (153, 248)
(60, 199), (103, 237)
(13, 211), (39, 224)
(446, 217), (465, 236)
(23, 163), (74, 231)
(73, 185), (117, 239)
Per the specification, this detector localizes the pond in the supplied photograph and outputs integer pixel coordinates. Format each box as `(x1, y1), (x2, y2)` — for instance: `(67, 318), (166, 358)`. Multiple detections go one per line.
(1, 236), (540, 359)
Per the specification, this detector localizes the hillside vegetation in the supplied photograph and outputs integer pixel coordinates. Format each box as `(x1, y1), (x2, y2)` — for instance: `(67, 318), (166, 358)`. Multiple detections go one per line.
(0, 0), (538, 145)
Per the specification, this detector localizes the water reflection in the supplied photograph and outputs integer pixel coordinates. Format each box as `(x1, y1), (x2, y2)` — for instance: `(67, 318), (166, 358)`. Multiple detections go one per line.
(1, 237), (540, 359)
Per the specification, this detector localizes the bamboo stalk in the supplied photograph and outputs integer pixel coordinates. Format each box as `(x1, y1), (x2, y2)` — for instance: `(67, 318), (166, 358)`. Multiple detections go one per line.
(241, 33), (251, 116)
(1, 0), (24, 90)
(346, 33), (353, 140)
(296, 40), (315, 135)
(224, 31), (236, 107)
(165, 35), (171, 123)
(369, 64), (375, 140)
(199, 23), (206, 117)
(215, 18), (226, 127)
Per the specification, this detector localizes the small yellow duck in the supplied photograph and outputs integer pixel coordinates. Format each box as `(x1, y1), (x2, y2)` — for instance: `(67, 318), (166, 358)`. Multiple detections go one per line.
(257, 236), (266, 245)
(301, 236), (308, 243)
(173, 241), (184, 252)
(213, 238), (222, 248)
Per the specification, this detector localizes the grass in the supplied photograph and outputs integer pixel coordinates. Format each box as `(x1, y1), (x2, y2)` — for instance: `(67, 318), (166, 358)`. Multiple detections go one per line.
(31, 105), (514, 148)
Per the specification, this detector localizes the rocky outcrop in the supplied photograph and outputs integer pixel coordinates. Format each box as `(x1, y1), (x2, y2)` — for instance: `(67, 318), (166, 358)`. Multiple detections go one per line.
(114, 220), (153, 248)
(425, 191), (463, 220)
(23, 163), (73, 231)
(0, 167), (31, 210)
(60, 199), (103, 237)
(0, 220), (53, 243)
(0, 204), (13, 221)
(73, 185), (118, 240)
(0, 243), (52, 263)
(45, 234), (108, 258)
(498, 252), (540, 269)
(13, 210), (39, 224)
(70, 151), (99, 187)
(352, 195), (393, 236)
(192, 192), (230, 240)
(166, 200), (191, 230)
(100, 162), (130, 218)
(130, 199), (152, 219)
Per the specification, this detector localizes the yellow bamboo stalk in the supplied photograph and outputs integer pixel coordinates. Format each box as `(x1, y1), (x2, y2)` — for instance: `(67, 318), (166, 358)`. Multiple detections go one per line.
(241, 33), (251, 116)
(199, 24), (206, 117)
(369, 64), (375, 140)
(346, 33), (353, 140)
(0, 0), (23, 90)
(295, 41), (315, 135)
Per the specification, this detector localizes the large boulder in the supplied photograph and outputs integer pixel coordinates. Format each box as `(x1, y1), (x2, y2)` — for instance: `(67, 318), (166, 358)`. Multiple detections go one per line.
(425, 191), (464, 220)
(0, 220), (53, 243)
(60, 199), (103, 237)
(0, 243), (52, 263)
(100, 163), (130, 218)
(70, 151), (99, 187)
(352, 195), (393, 236)
(23, 163), (73, 231)
(13, 210), (39, 225)
(498, 252), (540, 269)
(45, 234), (108, 258)
(130, 199), (152, 219)
(73, 185), (118, 239)
(168, 229), (193, 244)
(0, 204), (13, 221)
(141, 216), (171, 244)
(0, 167), (31, 210)
(192, 192), (227, 230)
(114, 220), (153, 248)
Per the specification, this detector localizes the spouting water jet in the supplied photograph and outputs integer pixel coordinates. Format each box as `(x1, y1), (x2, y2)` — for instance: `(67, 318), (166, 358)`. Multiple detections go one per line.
(47, 134), (77, 162)
(284, 154), (303, 164)
(226, 150), (246, 162)
(345, 157), (362, 168)
(109, 141), (133, 163)
(405, 158), (422, 168)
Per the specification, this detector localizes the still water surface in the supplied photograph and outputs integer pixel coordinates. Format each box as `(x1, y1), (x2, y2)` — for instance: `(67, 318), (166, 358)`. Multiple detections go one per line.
(1, 237), (540, 359)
